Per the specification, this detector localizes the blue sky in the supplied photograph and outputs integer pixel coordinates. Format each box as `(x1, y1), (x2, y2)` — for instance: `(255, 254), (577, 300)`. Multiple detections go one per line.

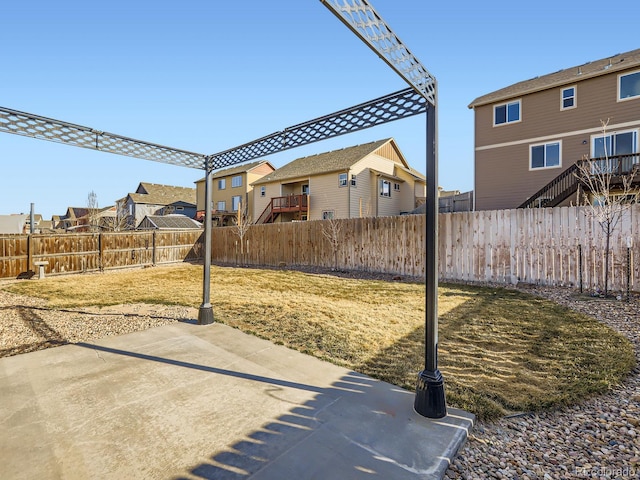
(1, 0), (638, 219)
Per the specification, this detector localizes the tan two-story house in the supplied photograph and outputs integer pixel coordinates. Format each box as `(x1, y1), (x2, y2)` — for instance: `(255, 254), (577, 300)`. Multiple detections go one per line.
(251, 138), (426, 223)
(195, 160), (275, 226)
(469, 48), (640, 211)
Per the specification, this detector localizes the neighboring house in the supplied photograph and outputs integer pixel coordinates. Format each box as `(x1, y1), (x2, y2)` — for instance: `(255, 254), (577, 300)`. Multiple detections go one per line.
(116, 183), (197, 229)
(0, 215), (27, 234)
(410, 189), (474, 214)
(54, 207), (88, 230)
(74, 206), (118, 232)
(23, 214), (53, 233)
(251, 138), (426, 223)
(137, 214), (202, 230)
(194, 160), (275, 226)
(55, 206), (118, 232)
(469, 48), (640, 211)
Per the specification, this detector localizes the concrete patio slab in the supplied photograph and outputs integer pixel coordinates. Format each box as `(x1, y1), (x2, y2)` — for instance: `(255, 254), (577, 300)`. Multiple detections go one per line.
(0, 321), (474, 479)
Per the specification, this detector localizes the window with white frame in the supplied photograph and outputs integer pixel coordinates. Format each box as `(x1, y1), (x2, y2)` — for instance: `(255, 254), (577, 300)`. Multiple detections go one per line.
(494, 100), (521, 125)
(394, 183), (400, 191)
(232, 175), (242, 188)
(339, 173), (348, 187)
(351, 174), (357, 187)
(218, 179), (226, 190)
(591, 130), (638, 173)
(619, 70), (640, 101)
(322, 210), (334, 220)
(530, 141), (561, 169)
(380, 179), (391, 197)
(302, 184), (309, 195)
(232, 195), (242, 212)
(260, 186), (266, 197)
(593, 130), (637, 157)
(561, 86), (576, 110)
(216, 201), (226, 211)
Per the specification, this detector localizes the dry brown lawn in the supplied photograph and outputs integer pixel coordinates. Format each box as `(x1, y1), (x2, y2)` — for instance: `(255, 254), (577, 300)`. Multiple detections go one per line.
(4, 263), (635, 420)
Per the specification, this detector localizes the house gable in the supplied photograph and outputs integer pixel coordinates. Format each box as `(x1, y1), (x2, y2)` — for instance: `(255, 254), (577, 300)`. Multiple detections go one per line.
(252, 138), (425, 221)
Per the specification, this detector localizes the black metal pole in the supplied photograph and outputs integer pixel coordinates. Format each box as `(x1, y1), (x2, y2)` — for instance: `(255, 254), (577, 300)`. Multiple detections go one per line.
(627, 245), (631, 302)
(414, 99), (446, 418)
(578, 244), (583, 294)
(198, 156), (214, 325)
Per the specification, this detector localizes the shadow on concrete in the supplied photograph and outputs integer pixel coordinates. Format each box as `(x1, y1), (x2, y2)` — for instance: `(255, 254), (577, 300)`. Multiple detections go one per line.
(74, 342), (329, 396)
(71, 340), (472, 480)
(180, 372), (381, 480)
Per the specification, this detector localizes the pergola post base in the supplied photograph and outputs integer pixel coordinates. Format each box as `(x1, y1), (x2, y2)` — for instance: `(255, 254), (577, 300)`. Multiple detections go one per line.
(198, 304), (214, 325)
(414, 369), (447, 418)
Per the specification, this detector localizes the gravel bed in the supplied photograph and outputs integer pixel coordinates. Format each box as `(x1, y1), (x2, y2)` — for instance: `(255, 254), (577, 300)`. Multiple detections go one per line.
(445, 285), (640, 480)
(0, 288), (196, 358)
(1, 274), (638, 478)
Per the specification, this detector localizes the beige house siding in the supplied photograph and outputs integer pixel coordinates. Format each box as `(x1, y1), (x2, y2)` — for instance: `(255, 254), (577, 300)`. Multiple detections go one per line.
(395, 169), (420, 213)
(253, 182), (282, 221)
(349, 154), (396, 217)
(473, 65), (640, 210)
(196, 162), (275, 220)
(308, 171), (349, 220)
(349, 168), (373, 217)
(250, 163), (276, 176)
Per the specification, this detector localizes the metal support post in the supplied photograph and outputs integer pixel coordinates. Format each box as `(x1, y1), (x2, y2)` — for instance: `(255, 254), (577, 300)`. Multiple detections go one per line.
(414, 101), (446, 418)
(198, 156), (214, 325)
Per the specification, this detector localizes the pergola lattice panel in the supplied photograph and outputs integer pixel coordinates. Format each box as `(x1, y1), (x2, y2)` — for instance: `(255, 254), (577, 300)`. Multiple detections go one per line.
(321, 0), (436, 105)
(0, 107), (206, 169)
(211, 87), (426, 169)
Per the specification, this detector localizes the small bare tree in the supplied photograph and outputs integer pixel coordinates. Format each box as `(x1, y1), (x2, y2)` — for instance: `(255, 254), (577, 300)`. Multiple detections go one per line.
(86, 190), (100, 232)
(232, 201), (251, 265)
(574, 119), (639, 297)
(112, 200), (134, 231)
(321, 214), (342, 271)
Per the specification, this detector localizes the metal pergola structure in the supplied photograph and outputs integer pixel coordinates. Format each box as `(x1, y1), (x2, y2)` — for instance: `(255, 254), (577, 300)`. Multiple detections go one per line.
(0, 0), (445, 419)
(322, 0), (445, 418)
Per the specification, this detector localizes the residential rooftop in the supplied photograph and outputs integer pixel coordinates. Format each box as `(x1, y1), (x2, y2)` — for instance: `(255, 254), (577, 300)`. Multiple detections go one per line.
(468, 47), (640, 108)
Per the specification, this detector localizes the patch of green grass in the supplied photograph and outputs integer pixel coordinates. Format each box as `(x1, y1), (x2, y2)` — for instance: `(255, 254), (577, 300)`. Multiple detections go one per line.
(4, 264), (635, 420)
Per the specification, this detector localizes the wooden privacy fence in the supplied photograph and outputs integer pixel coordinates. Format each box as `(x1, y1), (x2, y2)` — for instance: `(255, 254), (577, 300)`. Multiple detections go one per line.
(1, 206), (638, 293)
(210, 206), (639, 293)
(438, 207), (639, 293)
(211, 216), (426, 276)
(0, 230), (203, 278)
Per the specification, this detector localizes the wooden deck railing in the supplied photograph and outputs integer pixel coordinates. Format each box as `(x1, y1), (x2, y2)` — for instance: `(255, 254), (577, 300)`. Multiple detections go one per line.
(519, 153), (640, 209)
(256, 195), (308, 224)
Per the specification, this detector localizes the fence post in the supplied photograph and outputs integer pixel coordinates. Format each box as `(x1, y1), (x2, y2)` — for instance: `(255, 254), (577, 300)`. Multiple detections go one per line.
(578, 244), (583, 293)
(99, 233), (104, 271)
(627, 236), (633, 302)
(27, 234), (33, 273)
(152, 230), (157, 266)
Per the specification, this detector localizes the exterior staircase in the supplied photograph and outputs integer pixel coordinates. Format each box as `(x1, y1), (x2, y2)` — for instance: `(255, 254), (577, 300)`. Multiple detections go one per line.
(256, 194), (308, 224)
(518, 163), (580, 209)
(519, 153), (640, 208)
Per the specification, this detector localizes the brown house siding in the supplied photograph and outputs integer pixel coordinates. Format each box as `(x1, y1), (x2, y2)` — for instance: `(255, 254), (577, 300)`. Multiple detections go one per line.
(474, 67), (640, 210)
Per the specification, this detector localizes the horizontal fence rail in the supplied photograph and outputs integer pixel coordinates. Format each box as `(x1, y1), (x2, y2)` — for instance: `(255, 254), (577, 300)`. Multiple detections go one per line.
(1, 206), (638, 293)
(0, 230), (203, 279)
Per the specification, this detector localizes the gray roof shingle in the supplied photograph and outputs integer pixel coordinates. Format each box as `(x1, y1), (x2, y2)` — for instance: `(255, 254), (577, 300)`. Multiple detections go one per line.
(129, 183), (196, 206)
(252, 139), (395, 185)
(468, 48), (640, 108)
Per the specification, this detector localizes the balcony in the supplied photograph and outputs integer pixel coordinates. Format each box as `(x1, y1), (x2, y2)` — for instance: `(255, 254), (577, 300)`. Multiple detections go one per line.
(519, 153), (640, 209)
(257, 194), (308, 224)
